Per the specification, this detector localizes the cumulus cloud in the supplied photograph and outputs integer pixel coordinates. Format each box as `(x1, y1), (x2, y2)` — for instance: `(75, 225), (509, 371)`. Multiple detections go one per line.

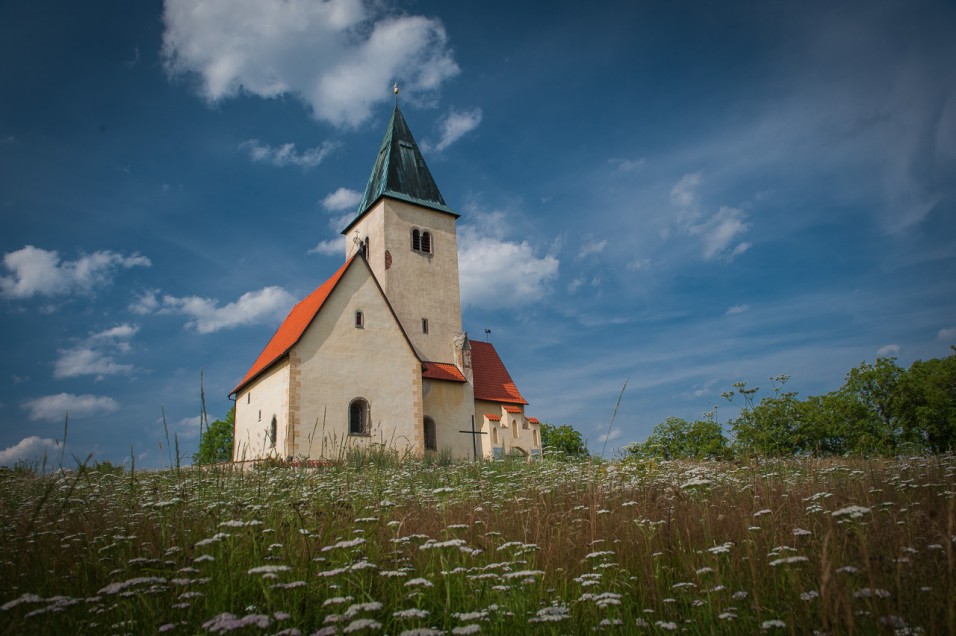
(0, 246), (150, 299)
(670, 172), (701, 217)
(610, 157), (646, 173)
(159, 286), (297, 334)
(938, 326), (956, 342)
(162, 0), (459, 128)
(308, 239), (343, 257)
(877, 344), (901, 356)
(424, 107), (482, 152)
(322, 187), (363, 212)
(54, 324), (138, 379)
(22, 393), (120, 422)
(240, 139), (339, 168)
(725, 304), (750, 316)
(0, 436), (60, 467)
(458, 222), (559, 307)
(597, 428), (622, 443)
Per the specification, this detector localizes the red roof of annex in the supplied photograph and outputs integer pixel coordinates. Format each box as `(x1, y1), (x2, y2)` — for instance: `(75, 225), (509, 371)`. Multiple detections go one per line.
(471, 341), (528, 405)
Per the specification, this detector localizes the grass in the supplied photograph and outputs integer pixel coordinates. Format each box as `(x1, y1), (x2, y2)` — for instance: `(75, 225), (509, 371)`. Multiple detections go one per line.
(0, 454), (953, 634)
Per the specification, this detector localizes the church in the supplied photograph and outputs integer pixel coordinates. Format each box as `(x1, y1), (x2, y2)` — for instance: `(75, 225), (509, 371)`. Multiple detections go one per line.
(230, 101), (541, 463)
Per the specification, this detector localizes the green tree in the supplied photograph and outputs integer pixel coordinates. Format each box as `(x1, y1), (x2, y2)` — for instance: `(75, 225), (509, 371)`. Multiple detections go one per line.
(540, 423), (588, 458)
(897, 348), (956, 453)
(193, 406), (234, 465)
(628, 416), (730, 460)
(840, 357), (904, 453)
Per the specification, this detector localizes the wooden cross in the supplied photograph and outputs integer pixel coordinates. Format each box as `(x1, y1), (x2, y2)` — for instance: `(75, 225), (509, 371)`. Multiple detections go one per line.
(458, 415), (487, 460)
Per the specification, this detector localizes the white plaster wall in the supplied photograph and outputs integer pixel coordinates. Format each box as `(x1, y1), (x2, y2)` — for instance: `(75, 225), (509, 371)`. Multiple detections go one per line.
(474, 399), (540, 460)
(422, 378), (476, 459)
(233, 359), (290, 463)
(293, 260), (423, 459)
(381, 200), (463, 363)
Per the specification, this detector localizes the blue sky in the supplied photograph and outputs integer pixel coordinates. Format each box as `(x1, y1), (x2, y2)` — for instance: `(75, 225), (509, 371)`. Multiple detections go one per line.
(1, 0), (954, 467)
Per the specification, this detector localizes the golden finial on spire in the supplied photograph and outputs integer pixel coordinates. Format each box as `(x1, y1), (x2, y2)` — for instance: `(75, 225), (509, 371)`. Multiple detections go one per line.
(393, 82), (399, 107)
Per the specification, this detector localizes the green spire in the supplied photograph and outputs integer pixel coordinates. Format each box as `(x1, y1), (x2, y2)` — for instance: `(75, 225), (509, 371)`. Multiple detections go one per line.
(345, 105), (458, 234)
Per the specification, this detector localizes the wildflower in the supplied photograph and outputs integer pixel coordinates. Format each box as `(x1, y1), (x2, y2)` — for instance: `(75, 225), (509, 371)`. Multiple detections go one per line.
(323, 596), (353, 607)
(761, 619), (786, 629)
(529, 606), (570, 623)
(769, 556), (809, 567)
(792, 528), (812, 536)
(696, 567), (714, 575)
(731, 591), (748, 600)
(753, 509), (772, 517)
(854, 588), (891, 599)
(708, 543), (733, 555)
(393, 608), (430, 619)
(97, 577), (167, 596)
(452, 610), (488, 621)
(322, 537), (366, 552)
(832, 506), (871, 519)
(718, 612), (737, 620)
(420, 538), (467, 550)
(452, 626), (481, 635)
(801, 590), (819, 601)
(343, 618), (382, 633)
(655, 621), (677, 631)
(248, 565), (290, 576)
(836, 566), (859, 574)
(404, 578), (433, 588)
(681, 478), (713, 488)
(397, 630), (443, 636)
(201, 612), (271, 632)
(344, 602), (383, 618)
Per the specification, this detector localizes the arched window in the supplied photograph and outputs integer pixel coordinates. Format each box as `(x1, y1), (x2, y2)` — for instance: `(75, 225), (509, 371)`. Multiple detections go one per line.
(420, 231), (431, 253)
(349, 398), (369, 436)
(362, 236), (369, 258)
(269, 416), (277, 449)
(423, 417), (437, 451)
(411, 229), (421, 251)
(512, 420), (518, 438)
(355, 310), (364, 328)
(533, 430), (538, 446)
(492, 427), (499, 444)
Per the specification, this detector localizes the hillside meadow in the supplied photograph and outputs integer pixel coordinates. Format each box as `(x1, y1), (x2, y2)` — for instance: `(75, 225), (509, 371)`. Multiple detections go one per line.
(1, 453), (953, 635)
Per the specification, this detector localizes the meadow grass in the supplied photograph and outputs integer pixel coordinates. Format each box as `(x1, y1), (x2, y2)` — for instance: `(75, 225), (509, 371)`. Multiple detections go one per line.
(0, 454), (953, 634)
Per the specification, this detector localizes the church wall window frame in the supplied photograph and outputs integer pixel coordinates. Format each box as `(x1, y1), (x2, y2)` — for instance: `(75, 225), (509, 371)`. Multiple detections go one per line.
(355, 310), (365, 329)
(422, 318), (429, 334)
(348, 398), (370, 437)
(512, 420), (518, 438)
(269, 416), (277, 449)
(410, 227), (433, 255)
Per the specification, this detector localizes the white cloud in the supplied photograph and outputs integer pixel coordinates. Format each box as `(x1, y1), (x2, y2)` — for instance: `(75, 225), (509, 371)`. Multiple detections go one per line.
(597, 428), (622, 443)
(308, 239), (343, 257)
(424, 107), (482, 152)
(725, 304), (750, 316)
(54, 323), (139, 379)
(129, 289), (161, 315)
(626, 258), (651, 272)
(690, 206), (751, 261)
(0, 246), (150, 299)
(240, 139), (339, 168)
(22, 393), (120, 422)
(0, 436), (60, 467)
(54, 347), (134, 379)
(577, 240), (607, 259)
(938, 326), (956, 342)
(162, 0), (459, 128)
(458, 229), (559, 306)
(610, 158), (646, 173)
(160, 286), (297, 334)
(877, 344), (901, 356)
(322, 187), (362, 211)
(176, 415), (203, 440)
(670, 172), (701, 212)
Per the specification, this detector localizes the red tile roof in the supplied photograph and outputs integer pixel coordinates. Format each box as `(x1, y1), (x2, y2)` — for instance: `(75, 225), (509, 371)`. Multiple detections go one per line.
(232, 257), (355, 395)
(528, 417), (540, 424)
(422, 362), (466, 382)
(484, 414), (501, 421)
(471, 341), (528, 405)
(503, 405), (523, 413)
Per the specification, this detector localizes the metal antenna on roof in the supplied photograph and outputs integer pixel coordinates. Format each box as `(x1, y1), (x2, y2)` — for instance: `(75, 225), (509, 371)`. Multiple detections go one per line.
(483, 328), (491, 342)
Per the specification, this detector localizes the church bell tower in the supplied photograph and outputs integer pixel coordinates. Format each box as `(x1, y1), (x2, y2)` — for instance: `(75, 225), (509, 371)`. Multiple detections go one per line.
(340, 99), (464, 365)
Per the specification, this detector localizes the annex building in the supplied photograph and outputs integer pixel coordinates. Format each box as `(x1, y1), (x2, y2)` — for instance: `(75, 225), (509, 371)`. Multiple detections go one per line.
(230, 104), (540, 463)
